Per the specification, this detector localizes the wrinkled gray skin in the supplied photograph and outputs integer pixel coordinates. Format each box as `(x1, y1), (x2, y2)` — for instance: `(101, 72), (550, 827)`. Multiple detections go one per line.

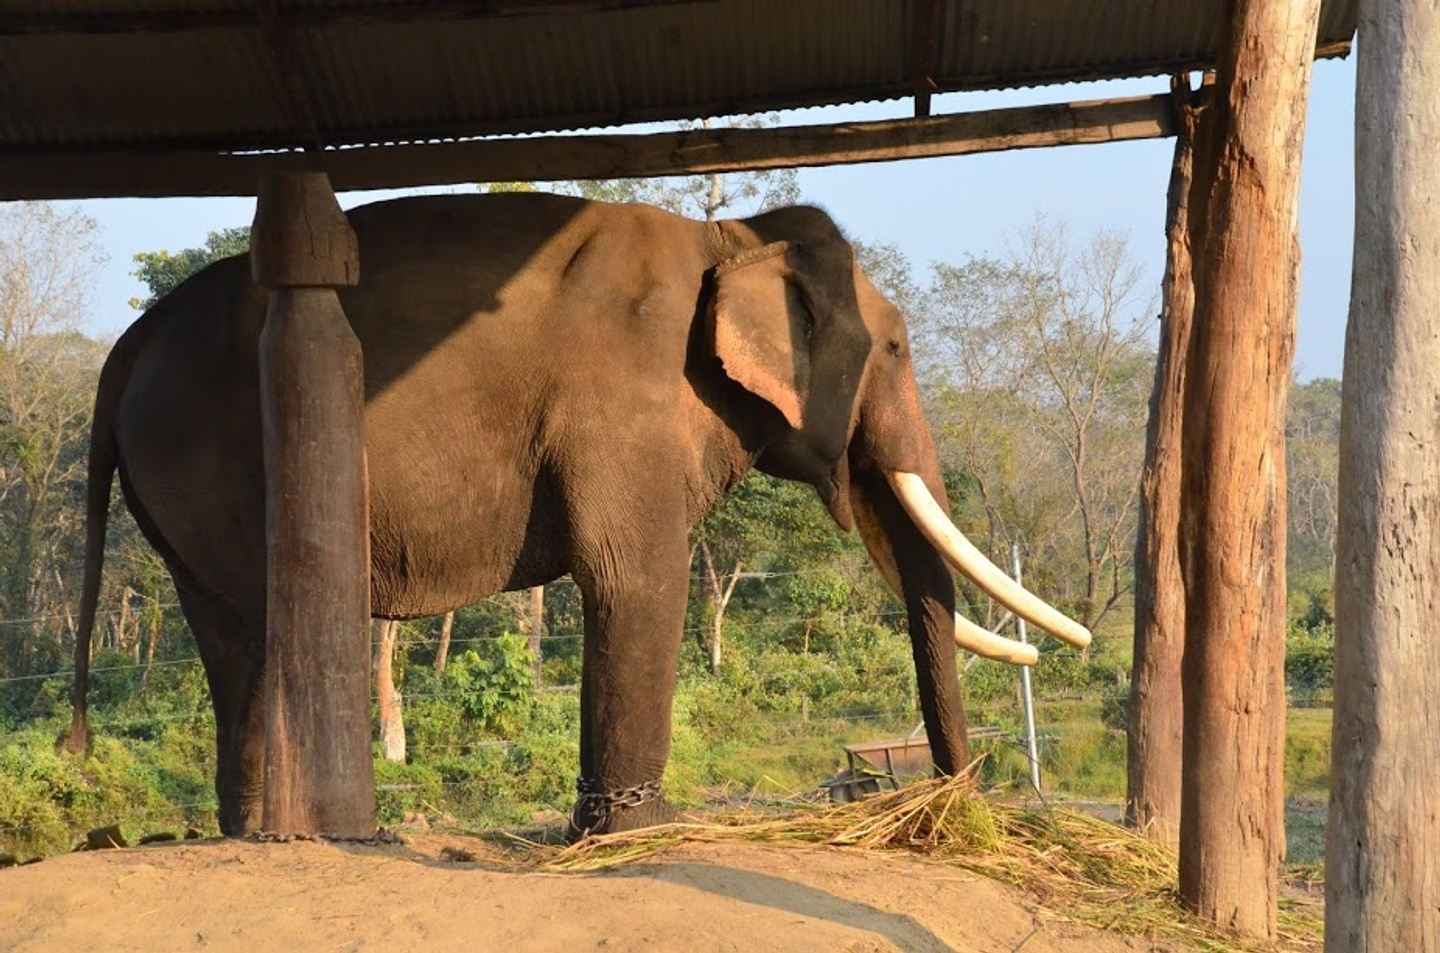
(68, 194), (967, 835)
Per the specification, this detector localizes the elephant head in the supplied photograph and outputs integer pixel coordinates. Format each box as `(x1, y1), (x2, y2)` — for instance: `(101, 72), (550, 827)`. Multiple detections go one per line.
(706, 205), (1091, 772)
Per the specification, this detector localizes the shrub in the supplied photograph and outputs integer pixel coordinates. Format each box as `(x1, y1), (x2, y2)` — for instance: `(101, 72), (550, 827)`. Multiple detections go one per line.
(404, 635), (536, 754)
(0, 728), (217, 859)
(1098, 688), (1129, 732)
(1286, 620), (1334, 702)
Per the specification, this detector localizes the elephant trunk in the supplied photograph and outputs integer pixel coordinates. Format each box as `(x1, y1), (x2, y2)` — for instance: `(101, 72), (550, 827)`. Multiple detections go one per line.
(848, 441), (969, 775)
(837, 353), (1094, 771)
(885, 472), (1091, 650)
(842, 363), (1051, 663)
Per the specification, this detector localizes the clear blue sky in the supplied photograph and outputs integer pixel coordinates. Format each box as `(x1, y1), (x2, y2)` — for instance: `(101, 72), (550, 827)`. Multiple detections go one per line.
(69, 57), (1354, 381)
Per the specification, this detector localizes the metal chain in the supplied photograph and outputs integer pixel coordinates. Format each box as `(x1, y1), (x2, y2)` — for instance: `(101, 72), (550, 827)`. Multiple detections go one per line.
(572, 776), (663, 831)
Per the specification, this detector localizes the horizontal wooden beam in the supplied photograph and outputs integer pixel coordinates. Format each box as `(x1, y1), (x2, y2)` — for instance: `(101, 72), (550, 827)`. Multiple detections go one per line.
(0, 1), (706, 35)
(0, 93), (1177, 201)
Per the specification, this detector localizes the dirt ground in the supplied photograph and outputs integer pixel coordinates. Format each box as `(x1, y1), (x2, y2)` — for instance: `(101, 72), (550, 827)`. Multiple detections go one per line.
(0, 832), (1176, 952)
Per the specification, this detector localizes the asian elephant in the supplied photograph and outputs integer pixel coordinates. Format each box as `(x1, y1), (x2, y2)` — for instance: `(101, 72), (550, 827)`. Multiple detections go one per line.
(64, 193), (1089, 836)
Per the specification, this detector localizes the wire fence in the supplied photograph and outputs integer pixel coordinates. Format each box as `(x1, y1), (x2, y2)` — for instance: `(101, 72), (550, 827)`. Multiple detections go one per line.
(0, 716), (1054, 842)
(0, 594), (1125, 688)
(1, 563), (1134, 850)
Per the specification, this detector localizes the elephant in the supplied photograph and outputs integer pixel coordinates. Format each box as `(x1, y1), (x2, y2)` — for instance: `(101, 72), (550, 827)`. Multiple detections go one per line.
(64, 192), (1089, 836)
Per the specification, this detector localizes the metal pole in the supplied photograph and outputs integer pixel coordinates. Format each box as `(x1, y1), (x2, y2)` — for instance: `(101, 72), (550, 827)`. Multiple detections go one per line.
(1012, 543), (1042, 793)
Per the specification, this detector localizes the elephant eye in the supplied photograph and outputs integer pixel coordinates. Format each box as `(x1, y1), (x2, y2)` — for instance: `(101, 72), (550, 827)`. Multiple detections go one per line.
(886, 339), (902, 357)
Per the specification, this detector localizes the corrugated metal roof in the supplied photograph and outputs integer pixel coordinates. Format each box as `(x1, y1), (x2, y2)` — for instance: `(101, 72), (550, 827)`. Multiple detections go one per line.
(0, 0), (1357, 154)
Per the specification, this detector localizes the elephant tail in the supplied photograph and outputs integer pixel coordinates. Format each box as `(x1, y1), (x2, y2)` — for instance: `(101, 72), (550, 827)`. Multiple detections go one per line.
(62, 336), (133, 755)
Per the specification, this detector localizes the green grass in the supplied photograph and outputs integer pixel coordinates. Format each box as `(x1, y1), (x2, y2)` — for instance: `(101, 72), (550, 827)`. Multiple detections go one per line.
(1285, 802), (1327, 868)
(1284, 707), (1332, 802)
(1282, 707), (1332, 870)
(668, 714), (919, 800)
(2, 693), (1336, 868)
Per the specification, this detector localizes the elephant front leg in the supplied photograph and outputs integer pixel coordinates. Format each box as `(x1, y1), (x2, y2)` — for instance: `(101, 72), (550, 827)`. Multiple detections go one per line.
(571, 535), (690, 837)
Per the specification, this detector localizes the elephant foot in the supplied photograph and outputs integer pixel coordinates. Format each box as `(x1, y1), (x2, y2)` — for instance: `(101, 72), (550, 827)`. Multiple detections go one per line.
(568, 777), (676, 839)
(601, 795), (679, 834)
(218, 797), (264, 838)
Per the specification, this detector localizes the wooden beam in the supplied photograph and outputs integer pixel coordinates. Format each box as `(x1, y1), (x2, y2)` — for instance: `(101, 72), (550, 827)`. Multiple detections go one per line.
(252, 171), (374, 838)
(254, 0), (328, 154)
(911, 0), (944, 119)
(0, 92), (1176, 200)
(0, 0), (708, 35)
(1328, 0), (1440, 946)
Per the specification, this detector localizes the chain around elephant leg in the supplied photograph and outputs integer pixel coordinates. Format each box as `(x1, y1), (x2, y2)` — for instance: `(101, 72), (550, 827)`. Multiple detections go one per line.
(570, 514), (690, 838)
(568, 777), (669, 838)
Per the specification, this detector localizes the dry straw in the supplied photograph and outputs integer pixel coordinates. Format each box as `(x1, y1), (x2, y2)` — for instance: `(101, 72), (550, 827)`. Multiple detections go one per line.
(513, 775), (1321, 953)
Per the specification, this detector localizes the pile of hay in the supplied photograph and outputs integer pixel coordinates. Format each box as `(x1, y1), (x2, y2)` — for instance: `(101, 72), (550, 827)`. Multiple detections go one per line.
(515, 777), (1321, 953)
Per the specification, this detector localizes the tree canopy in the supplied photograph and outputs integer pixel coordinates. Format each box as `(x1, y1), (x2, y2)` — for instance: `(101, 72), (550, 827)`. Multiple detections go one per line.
(129, 227), (250, 311)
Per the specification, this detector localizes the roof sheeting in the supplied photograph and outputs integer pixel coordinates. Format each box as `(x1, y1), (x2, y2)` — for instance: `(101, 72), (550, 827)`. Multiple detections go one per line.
(0, 0), (1357, 155)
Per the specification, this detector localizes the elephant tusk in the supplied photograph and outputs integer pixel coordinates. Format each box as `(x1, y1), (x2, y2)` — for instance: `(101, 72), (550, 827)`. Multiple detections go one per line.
(886, 471), (1093, 649)
(855, 511), (1039, 666)
(954, 611), (1039, 665)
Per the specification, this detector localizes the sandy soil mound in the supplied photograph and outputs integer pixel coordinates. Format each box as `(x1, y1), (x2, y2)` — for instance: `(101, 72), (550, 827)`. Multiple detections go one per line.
(0, 833), (1173, 952)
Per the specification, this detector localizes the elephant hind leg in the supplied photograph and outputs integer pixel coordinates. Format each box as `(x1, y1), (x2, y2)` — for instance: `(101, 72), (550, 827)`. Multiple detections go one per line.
(173, 574), (266, 836)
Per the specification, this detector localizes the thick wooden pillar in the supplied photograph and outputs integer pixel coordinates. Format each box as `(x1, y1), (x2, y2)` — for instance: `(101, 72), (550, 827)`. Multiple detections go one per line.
(1177, 0), (1319, 937)
(1328, 0), (1440, 946)
(252, 171), (375, 837)
(1127, 74), (1203, 847)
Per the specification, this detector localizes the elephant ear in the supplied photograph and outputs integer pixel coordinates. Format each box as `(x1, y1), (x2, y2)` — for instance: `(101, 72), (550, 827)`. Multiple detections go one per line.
(709, 241), (809, 430)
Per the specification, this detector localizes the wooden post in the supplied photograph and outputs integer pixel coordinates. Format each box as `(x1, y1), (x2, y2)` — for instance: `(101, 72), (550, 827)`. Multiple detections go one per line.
(1328, 0), (1440, 945)
(1177, 0), (1320, 937)
(1127, 74), (1203, 848)
(252, 171), (374, 838)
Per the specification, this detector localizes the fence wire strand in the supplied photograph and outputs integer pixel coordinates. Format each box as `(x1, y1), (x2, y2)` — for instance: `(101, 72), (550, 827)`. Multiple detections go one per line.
(2, 558), (1115, 846)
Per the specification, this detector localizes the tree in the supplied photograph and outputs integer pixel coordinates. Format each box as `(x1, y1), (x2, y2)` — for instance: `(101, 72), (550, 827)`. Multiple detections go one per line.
(129, 227), (249, 311)
(1285, 377), (1340, 592)
(918, 222), (1153, 634)
(490, 117), (800, 225)
(690, 472), (834, 672)
(0, 204), (108, 676)
(374, 619), (405, 762)
(528, 586), (544, 687)
(433, 610), (455, 672)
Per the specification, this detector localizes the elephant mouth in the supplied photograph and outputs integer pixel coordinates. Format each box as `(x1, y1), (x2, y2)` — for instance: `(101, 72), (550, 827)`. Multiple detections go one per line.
(880, 470), (1093, 665)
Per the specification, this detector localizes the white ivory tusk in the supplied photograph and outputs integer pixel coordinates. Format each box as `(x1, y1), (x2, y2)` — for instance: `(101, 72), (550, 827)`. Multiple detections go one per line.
(856, 511), (1038, 665)
(953, 611), (1039, 665)
(886, 470), (1093, 649)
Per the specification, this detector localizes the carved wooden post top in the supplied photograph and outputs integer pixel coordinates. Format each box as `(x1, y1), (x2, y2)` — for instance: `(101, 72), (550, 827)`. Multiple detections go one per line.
(250, 171), (359, 288)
